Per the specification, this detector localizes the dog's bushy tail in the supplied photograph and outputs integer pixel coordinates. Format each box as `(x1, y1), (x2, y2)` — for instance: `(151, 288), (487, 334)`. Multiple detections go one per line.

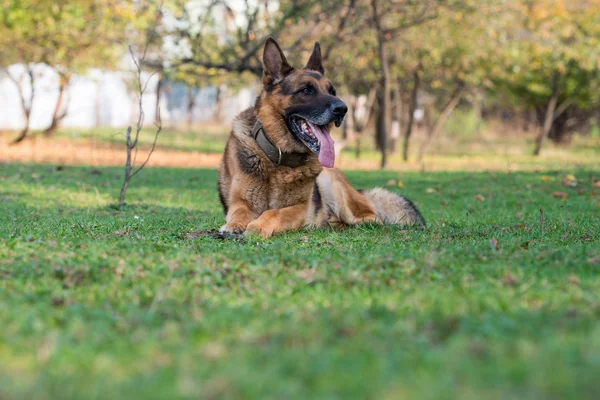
(362, 188), (426, 227)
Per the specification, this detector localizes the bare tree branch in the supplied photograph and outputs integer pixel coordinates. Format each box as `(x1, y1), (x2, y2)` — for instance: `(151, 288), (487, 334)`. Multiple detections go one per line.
(118, 2), (164, 206)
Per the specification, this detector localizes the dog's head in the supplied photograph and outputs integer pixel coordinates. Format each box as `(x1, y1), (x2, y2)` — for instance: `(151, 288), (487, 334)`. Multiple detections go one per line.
(256, 37), (347, 168)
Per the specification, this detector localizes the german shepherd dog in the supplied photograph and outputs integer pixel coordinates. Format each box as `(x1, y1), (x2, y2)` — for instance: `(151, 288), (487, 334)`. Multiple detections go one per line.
(218, 37), (425, 237)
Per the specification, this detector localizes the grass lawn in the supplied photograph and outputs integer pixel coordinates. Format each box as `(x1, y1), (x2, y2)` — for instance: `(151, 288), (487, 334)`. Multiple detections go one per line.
(1, 162), (599, 399)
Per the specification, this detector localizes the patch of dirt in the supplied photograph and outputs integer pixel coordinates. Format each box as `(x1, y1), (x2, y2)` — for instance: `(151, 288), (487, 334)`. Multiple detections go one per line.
(2, 134), (598, 172)
(0, 136), (222, 168)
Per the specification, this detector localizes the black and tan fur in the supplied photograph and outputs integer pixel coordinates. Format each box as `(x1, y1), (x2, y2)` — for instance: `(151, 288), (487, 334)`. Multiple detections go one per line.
(218, 37), (425, 238)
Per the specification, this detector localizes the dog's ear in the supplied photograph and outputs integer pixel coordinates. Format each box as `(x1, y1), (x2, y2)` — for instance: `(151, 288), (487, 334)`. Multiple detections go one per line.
(262, 37), (293, 87)
(305, 42), (324, 75)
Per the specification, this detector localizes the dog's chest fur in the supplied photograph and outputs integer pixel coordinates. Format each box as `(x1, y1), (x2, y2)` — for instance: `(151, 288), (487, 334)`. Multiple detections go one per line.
(229, 108), (323, 213)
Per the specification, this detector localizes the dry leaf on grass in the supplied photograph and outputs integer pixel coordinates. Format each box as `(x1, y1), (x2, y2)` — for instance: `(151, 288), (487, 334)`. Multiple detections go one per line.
(568, 275), (580, 285)
(562, 174), (577, 187)
(552, 192), (569, 199)
(541, 175), (554, 182)
(426, 187), (437, 193)
(489, 238), (500, 251)
(502, 273), (518, 287)
(386, 179), (397, 186)
(297, 269), (317, 283)
(587, 256), (600, 265)
(397, 180), (405, 189)
(475, 194), (486, 201)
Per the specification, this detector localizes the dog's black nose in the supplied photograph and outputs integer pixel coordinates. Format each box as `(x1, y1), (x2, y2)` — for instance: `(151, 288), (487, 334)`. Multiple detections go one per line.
(331, 100), (348, 117)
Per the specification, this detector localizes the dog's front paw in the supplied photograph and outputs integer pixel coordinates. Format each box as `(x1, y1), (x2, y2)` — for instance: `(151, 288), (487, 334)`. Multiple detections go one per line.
(244, 220), (275, 238)
(219, 223), (246, 235)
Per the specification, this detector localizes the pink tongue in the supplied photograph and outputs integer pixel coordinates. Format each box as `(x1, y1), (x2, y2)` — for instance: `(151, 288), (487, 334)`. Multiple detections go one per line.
(310, 123), (335, 168)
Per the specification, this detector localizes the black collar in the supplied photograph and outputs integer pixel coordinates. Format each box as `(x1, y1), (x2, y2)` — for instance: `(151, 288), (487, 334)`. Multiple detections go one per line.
(251, 120), (309, 168)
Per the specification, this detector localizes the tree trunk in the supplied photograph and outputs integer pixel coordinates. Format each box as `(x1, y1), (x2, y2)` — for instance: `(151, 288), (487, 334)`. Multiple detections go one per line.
(375, 99), (387, 168)
(43, 72), (71, 137)
(471, 88), (483, 135)
(403, 69), (420, 161)
(186, 87), (197, 129)
(155, 70), (163, 125)
(9, 65), (35, 145)
(375, 48), (390, 169)
(371, 0), (390, 169)
(417, 84), (465, 163)
(533, 90), (559, 156)
(12, 126), (30, 144)
(214, 85), (225, 122)
(390, 84), (402, 153)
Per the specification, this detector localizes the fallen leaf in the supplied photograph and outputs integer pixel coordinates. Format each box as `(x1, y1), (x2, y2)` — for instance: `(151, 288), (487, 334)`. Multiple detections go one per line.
(593, 179), (600, 187)
(552, 191), (568, 199)
(568, 275), (580, 285)
(201, 343), (226, 360)
(489, 238), (499, 251)
(515, 212), (522, 219)
(386, 179), (397, 186)
(565, 309), (578, 318)
(426, 187), (437, 193)
(51, 297), (65, 307)
(468, 340), (489, 358)
(520, 241), (530, 250)
(502, 273), (517, 286)
(541, 175), (554, 182)
(297, 269), (317, 283)
(577, 188), (585, 195)
(298, 236), (309, 243)
(475, 194), (486, 201)
(114, 230), (126, 237)
(562, 174), (577, 187)
(397, 180), (405, 189)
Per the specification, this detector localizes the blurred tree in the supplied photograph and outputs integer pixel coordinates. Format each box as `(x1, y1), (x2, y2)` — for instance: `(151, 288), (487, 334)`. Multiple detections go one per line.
(389, 1), (500, 162)
(0, 0), (137, 141)
(167, 63), (256, 127)
(492, 0), (600, 155)
(168, 0), (331, 75)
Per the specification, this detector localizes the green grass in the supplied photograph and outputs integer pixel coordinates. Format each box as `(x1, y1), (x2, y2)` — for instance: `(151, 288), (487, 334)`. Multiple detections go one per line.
(1, 163), (599, 400)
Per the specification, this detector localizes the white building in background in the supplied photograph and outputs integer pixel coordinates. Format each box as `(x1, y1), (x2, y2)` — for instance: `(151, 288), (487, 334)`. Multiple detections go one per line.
(0, 63), (257, 131)
(0, 1), (271, 131)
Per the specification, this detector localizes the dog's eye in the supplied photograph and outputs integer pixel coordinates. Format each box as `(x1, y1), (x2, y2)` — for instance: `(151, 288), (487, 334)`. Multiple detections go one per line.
(329, 86), (336, 96)
(301, 85), (315, 95)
